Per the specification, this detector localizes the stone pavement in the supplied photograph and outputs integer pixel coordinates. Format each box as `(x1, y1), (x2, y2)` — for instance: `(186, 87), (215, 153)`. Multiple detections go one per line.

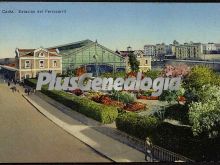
(22, 93), (146, 162)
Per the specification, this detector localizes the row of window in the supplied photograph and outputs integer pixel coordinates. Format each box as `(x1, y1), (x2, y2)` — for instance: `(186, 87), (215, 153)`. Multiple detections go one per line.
(24, 60), (58, 69)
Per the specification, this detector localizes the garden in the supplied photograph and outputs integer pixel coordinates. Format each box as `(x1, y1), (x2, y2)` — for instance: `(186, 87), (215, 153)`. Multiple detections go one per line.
(25, 64), (220, 161)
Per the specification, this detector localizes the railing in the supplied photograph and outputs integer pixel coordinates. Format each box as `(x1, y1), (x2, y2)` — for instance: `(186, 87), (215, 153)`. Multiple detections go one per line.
(145, 139), (194, 162)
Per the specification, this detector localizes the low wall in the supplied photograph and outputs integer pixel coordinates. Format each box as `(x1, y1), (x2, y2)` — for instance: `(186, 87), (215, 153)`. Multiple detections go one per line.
(164, 59), (220, 72)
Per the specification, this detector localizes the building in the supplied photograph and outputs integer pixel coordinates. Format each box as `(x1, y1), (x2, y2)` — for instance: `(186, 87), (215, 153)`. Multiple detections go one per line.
(120, 47), (151, 72)
(155, 43), (166, 61)
(215, 44), (220, 51)
(203, 43), (216, 54)
(144, 45), (156, 56)
(133, 50), (151, 72)
(49, 39), (126, 76)
(175, 42), (203, 60)
(1, 47), (62, 81)
(164, 44), (176, 59)
(144, 43), (168, 61)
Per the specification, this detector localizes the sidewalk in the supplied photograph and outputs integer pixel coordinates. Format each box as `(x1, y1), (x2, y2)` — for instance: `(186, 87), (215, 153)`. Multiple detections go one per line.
(22, 93), (146, 162)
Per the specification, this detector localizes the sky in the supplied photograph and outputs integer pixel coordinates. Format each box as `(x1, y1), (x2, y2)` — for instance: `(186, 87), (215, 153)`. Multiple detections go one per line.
(1, 2), (220, 58)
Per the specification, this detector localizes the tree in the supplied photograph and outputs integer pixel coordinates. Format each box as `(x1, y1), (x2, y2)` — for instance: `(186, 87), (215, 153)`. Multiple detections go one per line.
(128, 52), (139, 72)
(189, 85), (220, 138)
(183, 66), (215, 90)
(183, 66), (220, 103)
(144, 70), (161, 80)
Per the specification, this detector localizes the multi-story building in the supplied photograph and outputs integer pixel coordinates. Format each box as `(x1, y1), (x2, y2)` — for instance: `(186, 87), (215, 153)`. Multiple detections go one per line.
(144, 43), (168, 61)
(144, 45), (156, 56)
(155, 43), (166, 61)
(175, 42), (203, 60)
(16, 47), (62, 81)
(164, 44), (176, 59)
(1, 47), (62, 81)
(203, 43), (216, 54)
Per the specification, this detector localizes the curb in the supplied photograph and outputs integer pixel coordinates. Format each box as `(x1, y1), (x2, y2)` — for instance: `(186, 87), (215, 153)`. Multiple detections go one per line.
(22, 94), (114, 162)
(22, 94), (146, 162)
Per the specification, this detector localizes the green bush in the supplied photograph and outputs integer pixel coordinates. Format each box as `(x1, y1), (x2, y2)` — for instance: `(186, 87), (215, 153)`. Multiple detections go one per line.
(25, 79), (118, 124)
(110, 90), (135, 104)
(152, 122), (197, 159)
(159, 86), (185, 103)
(116, 112), (160, 139)
(100, 71), (126, 79)
(164, 104), (189, 125)
(159, 90), (178, 103)
(143, 70), (161, 79)
(24, 78), (37, 88)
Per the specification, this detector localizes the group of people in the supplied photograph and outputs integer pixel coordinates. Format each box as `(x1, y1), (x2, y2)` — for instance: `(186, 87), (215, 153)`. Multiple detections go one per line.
(24, 88), (35, 95)
(4, 77), (35, 95)
(7, 79), (19, 93)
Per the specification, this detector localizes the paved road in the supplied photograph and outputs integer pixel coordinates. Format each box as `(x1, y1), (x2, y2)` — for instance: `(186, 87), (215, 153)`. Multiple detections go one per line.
(0, 80), (110, 162)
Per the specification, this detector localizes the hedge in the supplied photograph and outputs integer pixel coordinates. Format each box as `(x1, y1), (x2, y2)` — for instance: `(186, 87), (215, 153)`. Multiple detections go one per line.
(24, 78), (37, 88)
(116, 112), (160, 139)
(24, 79), (118, 124)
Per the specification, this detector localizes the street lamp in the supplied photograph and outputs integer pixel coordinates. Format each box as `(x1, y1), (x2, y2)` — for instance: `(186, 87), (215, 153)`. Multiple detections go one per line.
(93, 55), (98, 76)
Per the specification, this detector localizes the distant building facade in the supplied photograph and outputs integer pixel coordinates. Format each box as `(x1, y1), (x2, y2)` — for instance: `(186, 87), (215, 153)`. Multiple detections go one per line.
(144, 45), (156, 56)
(122, 48), (151, 72)
(175, 43), (203, 60)
(16, 48), (62, 81)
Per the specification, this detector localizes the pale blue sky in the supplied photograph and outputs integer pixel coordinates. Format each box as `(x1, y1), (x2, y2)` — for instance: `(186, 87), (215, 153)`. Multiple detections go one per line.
(1, 2), (220, 58)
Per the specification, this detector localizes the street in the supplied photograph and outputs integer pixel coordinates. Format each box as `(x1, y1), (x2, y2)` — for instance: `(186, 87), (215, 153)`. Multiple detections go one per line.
(0, 79), (110, 163)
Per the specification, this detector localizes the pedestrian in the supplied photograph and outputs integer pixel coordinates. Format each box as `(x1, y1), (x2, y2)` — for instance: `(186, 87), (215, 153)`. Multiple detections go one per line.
(10, 86), (15, 93)
(33, 88), (36, 94)
(145, 137), (153, 162)
(14, 86), (17, 92)
(27, 88), (30, 95)
(8, 81), (10, 86)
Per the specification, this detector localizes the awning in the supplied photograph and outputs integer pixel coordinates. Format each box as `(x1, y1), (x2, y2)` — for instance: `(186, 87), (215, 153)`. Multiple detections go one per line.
(0, 65), (18, 72)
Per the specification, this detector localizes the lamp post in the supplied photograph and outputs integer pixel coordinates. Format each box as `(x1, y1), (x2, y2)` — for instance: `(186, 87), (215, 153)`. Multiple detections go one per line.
(93, 55), (98, 76)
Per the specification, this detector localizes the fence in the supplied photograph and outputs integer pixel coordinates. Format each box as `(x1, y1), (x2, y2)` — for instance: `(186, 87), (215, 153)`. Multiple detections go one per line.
(145, 139), (194, 162)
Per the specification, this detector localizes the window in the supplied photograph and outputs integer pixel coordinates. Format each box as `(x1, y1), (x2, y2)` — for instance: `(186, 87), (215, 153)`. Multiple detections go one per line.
(52, 60), (57, 67)
(145, 60), (148, 65)
(25, 60), (31, 68)
(39, 60), (44, 68)
(39, 52), (44, 57)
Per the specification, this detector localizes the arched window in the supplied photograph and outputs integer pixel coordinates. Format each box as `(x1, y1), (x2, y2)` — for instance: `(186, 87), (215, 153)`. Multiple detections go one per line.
(39, 52), (44, 57)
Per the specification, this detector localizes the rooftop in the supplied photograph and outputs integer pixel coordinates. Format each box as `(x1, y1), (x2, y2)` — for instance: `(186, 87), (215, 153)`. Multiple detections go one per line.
(48, 39), (94, 52)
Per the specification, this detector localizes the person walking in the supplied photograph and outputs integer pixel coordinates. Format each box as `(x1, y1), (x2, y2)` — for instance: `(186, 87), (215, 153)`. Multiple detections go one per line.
(8, 81), (10, 86)
(145, 137), (153, 162)
(27, 88), (30, 95)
